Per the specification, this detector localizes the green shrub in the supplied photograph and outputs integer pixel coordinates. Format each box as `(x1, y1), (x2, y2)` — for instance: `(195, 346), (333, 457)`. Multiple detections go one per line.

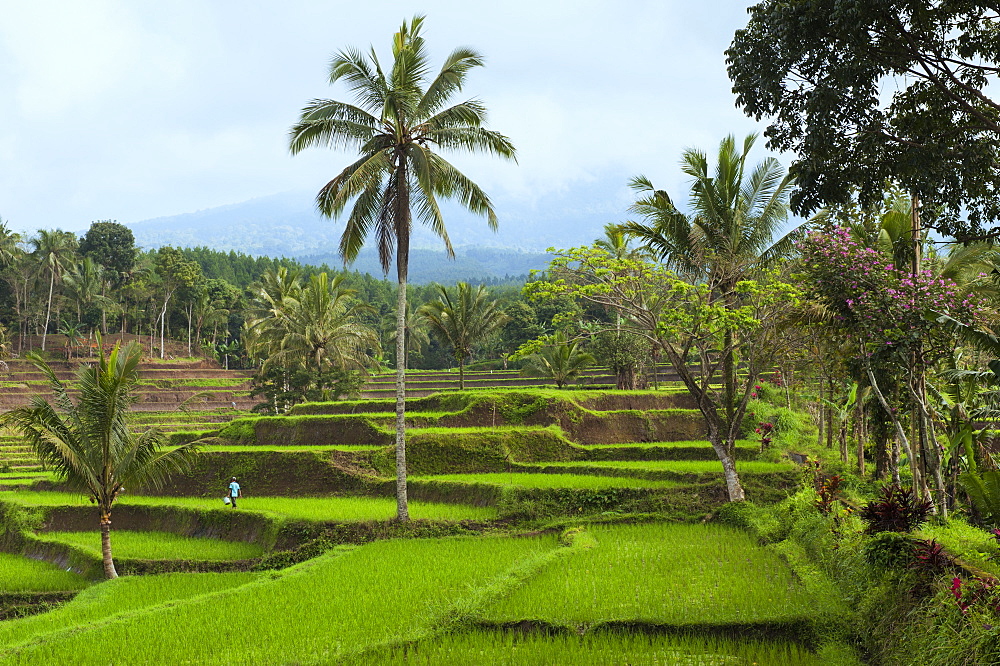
(861, 532), (917, 571)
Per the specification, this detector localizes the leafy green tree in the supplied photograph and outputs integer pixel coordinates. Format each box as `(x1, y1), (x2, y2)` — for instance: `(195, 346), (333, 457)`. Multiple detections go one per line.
(0, 220), (26, 348)
(31, 229), (78, 351)
(419, 282), (507, 389)
(287, 16), (515, 520)
(0, 340), (199, 578)
(521, 331), (595, 389)
(592, 329), (649, 390)
(79, 221), (137, 285)
(498, 301), (544, 366)
(526, 246), (799, 501)
(728, 1), (1000, 240)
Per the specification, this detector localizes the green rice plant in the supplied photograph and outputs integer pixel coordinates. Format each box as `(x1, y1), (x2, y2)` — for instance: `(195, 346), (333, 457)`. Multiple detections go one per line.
(580, 439), (757, 450)
(527, 459), (796, 475)
(36, 531), (264, 561)
(0, 492), (496, 522)
(0, 553), (89, 593)
(194, 445), (385, 452)
(0, 572), (259, 649)
(346, 629), (858, 665)
(0, 535), (556, 663)
(410, 473), (680, 489)
(483, 522), (846, 628)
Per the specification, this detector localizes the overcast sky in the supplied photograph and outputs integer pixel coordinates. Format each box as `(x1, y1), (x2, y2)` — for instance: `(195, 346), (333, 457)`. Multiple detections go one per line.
(0, 0), (772, 237)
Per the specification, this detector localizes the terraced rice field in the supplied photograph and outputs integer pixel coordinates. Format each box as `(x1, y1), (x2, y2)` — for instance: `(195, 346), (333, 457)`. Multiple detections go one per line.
(0, 525), (858, 665)
(528, 459), (797, 475)
(412, 472), (682, 489)
(0, 536), (557, 664)
(0, 378), (829, 663)
(349, 629), (843, 665)
(36, 531), (264, 561)
(0, 554), (89, 593)
(0, 491), (497, 522)
(483, 522), (845, 626)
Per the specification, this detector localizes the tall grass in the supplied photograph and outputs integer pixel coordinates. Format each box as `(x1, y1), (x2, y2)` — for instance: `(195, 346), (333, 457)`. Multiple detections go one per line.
(38, 531), (264, 560)
(411, 473), (680, 489)
(0, 535), (556, 664)
(0, 492), (496, 521)
(483, 522), (845, 627)
(0, 554), (89, 593)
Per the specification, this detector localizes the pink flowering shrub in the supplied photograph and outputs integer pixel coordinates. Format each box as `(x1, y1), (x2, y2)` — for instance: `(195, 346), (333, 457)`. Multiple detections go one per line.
(798, 227), (984, 361)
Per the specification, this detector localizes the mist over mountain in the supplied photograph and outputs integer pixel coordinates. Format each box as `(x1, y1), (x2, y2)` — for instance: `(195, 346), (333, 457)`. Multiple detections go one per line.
(125, 184), (628, 282)
(127, 185), (627, 253)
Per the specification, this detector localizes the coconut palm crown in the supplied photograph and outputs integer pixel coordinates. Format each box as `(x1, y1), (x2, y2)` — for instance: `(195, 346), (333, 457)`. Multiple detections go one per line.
(0, 339), (199, 578)
(623, 133), (798, 290)
(288, 16), (515, 520)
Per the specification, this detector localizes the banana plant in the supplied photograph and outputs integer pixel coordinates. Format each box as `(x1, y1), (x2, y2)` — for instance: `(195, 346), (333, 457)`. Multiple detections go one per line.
(820, 382), (858, 464)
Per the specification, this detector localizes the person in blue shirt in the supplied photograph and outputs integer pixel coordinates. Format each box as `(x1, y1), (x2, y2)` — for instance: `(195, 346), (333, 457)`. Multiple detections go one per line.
(228, 477), (241, 508)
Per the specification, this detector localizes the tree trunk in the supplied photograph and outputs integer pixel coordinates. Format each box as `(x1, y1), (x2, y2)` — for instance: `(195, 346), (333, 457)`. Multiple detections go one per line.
(867, 366), (903, 485)
(817, 381), (825, 448)
(394, 165), (411, 522)
(159, 294), (169, 359)
(394, 276), (409, 520)
(854, 397), (866, 476)
(667, 344), (745, 501)
(722, 326), (736, 425)
(839, 424), (848, 464)
(709, 428), (745, 502)
(459, 356), (465, 390)
(100, 511), (118, 579)
(42, 269), (55, 351)
(826, 378), (834, 449)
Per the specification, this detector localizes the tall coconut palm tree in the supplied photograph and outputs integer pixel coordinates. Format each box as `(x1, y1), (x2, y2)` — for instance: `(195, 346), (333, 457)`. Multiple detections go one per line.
(0, 340), (199, 578)
(419, 282), (507, 389)
(622, 134), (805, 501)
(31, 229), (77, 351)
(288, 16), (515, 520)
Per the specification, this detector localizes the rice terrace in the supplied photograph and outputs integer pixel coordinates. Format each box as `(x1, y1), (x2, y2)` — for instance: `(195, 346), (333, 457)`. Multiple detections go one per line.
(7, 2), (1000, 665)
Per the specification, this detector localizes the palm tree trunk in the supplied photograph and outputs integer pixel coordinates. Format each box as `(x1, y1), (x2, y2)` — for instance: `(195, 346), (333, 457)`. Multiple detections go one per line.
(42, 269), (55, 351)
(100, 510), (118, 579)
(459, 356), (465, 390)
(394, 273), (409, 521)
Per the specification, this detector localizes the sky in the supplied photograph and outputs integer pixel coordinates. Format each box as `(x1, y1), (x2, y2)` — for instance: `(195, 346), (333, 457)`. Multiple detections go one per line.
(0, 0), (773, 238)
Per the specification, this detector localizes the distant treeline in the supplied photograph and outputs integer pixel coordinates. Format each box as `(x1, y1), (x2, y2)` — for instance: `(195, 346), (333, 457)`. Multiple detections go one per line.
(179, 245), (539, 288)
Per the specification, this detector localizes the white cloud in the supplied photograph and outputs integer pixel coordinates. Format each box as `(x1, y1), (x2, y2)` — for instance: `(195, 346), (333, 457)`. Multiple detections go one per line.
(0, 0), (776, 236)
